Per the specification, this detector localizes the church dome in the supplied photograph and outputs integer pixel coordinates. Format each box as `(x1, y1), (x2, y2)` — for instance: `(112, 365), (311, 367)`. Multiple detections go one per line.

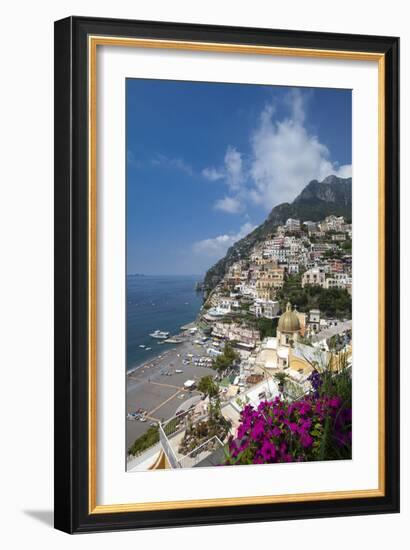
(278, 302), (301, 333)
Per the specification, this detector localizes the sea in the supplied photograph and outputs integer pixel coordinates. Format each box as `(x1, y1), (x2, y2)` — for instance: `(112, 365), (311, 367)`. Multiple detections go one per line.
(126, 274), (204, 372)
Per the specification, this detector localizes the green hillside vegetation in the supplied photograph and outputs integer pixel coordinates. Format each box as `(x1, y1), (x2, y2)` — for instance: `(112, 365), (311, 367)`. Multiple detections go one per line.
(277, 281), (351, 318)
(257, 317), (279, 339)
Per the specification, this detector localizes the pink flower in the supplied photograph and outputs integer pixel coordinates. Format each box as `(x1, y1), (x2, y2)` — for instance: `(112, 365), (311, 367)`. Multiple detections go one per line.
(298, 402), (311, 415)
(260, 440), (276, 461)
(251, 421), (265, 440)
(300, 433), (314, 448)
(272, 426), (281, 438)
(237, 424), (248, 439)
(225, 391), (351, 466)
(288, 422), (298, 433)
(329, 396), (342, 408)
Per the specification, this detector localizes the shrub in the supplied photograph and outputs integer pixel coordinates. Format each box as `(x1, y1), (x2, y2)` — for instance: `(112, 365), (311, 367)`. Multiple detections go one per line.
(212, 342), (240, 373)
(128, 426), (159, 456)
(257, 317), (278, 339)
(198, 375), (219, 398)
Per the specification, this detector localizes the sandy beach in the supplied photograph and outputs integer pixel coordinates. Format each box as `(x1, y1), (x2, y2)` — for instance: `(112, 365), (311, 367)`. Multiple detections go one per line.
(126, 334), (216, 449)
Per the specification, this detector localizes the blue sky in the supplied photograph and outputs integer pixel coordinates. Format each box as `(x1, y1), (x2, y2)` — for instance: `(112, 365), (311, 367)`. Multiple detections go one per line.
(126, 79), (351, 275)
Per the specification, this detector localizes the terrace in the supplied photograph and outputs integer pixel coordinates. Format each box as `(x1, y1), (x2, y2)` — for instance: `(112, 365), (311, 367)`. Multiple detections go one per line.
(159, 410), (226, 468)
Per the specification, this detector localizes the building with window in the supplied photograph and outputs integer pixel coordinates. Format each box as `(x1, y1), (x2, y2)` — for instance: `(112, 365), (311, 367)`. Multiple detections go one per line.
(287, 262), (300, 275)
(324, 275), (352, 290)
(328, 258), (345, 273)
(285, 218), (301, 232)
(252, 299), (280, 319)
(320, 215), (345, 232)
(302, 267), (326, 288)
(308, 309), (321, 332)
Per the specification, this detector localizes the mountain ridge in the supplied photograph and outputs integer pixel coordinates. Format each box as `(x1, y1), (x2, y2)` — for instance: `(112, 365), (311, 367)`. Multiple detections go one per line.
(203, 175), (352, 291)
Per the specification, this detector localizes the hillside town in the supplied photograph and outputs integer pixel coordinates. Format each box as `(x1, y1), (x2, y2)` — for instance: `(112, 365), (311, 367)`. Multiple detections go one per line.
(202, 213), (351, 336)
(127, 214), (352, 471)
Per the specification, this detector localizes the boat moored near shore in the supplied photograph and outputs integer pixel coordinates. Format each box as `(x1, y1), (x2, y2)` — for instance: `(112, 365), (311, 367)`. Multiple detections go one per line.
(149, 330), (170, 339)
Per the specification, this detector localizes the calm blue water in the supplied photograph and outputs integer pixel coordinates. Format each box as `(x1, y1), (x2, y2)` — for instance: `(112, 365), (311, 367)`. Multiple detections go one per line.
(126, 275), (203, 372)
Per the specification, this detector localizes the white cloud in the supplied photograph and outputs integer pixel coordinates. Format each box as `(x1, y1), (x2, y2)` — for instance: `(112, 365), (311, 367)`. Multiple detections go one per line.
(193, 222), (255, 260)
(224, 146), (244, 190)
(202, 146), (245, 213)
(202, 167), (224, 181)
(334, 163), (352, 178)
(202, 146), (244, 191)
(214, 196), (243, 214)
(171, 158), (194, 175)
(151, 153), (193, 175)
(202, 89), (351, 213)
(249, 90), (352, 207)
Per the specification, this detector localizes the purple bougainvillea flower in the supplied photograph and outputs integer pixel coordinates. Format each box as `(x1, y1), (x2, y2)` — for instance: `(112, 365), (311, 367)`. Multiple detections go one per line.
(300, 433), (314, 448)
(231, 448), (239, 458)
(239, 439), (250, 452)
(251, 420), (265, 440)
(225, 390), (351, 466)
(260, 440), (276, 461)
(288, 422), (298, 433)
(298, 402), (311, 415)
(272, 426), (281, 438)
(237, 424), (247, 439)
(287, 403), (296, 415)
(300, 418), (312, 430)
(329, 396), (342, 408)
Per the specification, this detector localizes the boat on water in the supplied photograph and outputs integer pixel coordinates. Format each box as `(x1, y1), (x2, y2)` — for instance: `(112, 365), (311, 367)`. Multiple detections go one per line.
(139, 344), (146, 348)
(149, 330), (170, 339)
(146, 347), (151, 351)
(165, 338), (184, 344)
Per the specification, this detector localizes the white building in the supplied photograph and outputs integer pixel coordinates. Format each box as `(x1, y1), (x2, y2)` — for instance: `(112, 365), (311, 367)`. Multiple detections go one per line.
(323, 275), (352, 290)
(287, 262), (300, 275)
(308, 309), (321, 332)
(206, 298), (239, 318)
(303, 221), (318, 231)
(321, 215), (345, 232)
(252, 299), (280, 319)
(285, 218), (301, 232)
(302, 267), (326, 288)
(270, 248), (289, 262)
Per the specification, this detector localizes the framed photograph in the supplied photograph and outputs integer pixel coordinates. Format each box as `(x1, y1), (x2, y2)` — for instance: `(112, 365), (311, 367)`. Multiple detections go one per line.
(54, 16), (400, 533)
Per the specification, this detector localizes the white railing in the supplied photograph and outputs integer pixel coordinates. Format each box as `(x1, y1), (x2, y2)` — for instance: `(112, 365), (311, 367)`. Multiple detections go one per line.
(159, 423), (180, 469)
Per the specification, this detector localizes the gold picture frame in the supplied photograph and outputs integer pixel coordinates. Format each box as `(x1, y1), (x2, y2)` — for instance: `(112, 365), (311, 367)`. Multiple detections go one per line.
(54, 16), (399, 533)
